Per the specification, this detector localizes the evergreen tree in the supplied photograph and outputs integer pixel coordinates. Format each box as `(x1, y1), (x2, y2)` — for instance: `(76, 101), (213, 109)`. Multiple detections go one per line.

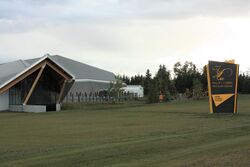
(121, 75), (130, 85)
(144, 69), (152, 95)
(155, 65), (171, 99)
(147, 79), (159, 103)
(169, 80), (177, 96)
(201, 65), (208, 91)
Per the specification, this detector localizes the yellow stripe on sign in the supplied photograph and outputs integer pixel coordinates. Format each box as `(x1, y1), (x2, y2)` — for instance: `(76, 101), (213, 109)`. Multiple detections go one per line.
(212, 94), (234, 107)
(234, 64), (239, 113)
(206, 65), (213, 113)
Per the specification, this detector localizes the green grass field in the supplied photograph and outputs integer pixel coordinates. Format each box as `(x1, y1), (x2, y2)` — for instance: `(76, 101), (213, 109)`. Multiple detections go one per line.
(1, 95), (250, 167)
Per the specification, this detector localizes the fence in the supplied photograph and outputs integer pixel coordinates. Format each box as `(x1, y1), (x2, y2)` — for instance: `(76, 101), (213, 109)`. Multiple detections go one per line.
(64, 91), (139, 103)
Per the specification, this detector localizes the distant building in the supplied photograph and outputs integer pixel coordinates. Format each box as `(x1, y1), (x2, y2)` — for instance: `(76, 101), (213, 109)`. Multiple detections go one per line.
(0, 54), (115, 112)
(122, 85), (144, 98)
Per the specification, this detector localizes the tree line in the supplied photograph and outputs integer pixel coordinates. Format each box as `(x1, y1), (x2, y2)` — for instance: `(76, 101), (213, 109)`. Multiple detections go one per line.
(118, 61), (250, 103)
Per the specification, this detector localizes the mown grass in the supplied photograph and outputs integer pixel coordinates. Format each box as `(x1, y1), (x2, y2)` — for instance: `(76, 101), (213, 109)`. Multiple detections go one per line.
(0, 95), (250, 167)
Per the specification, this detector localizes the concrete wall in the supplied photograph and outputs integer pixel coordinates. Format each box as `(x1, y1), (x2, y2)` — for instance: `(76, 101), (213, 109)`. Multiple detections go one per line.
(9, 105), (46, 113)
(9, 105), (23, 112)
(56, 104), (61, 111)
(24, 105), (46, 113)
(0, 91), (9, 111)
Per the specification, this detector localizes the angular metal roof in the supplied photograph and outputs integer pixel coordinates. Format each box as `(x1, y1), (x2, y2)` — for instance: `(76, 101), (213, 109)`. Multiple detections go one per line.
(48, 55), (115, 82)
(0, 60), (31, 86)
(0, 55), (115, 90)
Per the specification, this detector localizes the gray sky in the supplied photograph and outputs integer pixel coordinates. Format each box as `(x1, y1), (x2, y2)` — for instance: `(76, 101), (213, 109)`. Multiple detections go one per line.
(1, 0), (250, 76)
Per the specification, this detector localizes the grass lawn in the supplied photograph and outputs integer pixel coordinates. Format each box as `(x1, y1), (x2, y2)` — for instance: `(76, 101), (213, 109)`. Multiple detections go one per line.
(1, 95), (250, 167)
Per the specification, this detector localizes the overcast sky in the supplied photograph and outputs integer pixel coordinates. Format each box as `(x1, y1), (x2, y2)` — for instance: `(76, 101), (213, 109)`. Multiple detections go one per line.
(1, 0), (250, 76)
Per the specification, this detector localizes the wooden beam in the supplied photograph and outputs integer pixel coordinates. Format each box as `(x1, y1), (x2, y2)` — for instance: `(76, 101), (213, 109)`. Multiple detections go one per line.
(58, 79), (66, 86)
(0, 62), (46, 94)
(23, 64), (46, 105)
(0, 58), (72, 95)
(45, 60), (72, 81)
(57, 80), (67, 103)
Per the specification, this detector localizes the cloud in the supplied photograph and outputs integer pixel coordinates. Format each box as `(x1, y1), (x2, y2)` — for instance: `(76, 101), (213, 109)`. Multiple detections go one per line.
(1, 0), (250, 34)
(1, 0), (250, 22)
(1, 1), (250, 75)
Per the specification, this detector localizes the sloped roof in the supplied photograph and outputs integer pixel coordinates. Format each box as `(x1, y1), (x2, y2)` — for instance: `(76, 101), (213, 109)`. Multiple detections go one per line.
(48, 55), (115, 81)
(0, 60), (31, 86)
(0, 55), (115, 90)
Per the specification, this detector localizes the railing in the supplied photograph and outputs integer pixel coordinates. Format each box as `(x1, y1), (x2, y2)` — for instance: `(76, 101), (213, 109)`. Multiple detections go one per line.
(63, 92), (139, 103)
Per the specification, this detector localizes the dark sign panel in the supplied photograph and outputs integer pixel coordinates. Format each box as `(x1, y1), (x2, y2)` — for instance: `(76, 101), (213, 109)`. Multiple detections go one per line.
(207, 61), (239, 113)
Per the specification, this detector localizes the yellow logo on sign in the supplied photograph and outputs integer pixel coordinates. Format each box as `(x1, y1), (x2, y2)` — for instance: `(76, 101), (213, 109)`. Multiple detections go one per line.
(213, 66), (233, 81)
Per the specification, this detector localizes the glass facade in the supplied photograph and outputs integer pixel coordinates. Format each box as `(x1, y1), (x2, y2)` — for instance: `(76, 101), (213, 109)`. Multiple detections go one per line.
(9, 82), (21, 105)
(9, 70), (38, 105)
(9, 66), (63, 106)
(29, 66), (61, 105)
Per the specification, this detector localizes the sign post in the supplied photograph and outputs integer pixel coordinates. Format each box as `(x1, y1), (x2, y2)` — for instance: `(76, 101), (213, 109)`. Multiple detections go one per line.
(207, 61), (239, 113)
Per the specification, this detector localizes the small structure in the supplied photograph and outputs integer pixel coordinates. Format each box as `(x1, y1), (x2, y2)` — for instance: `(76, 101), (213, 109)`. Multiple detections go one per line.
(122, 85), (144, 98)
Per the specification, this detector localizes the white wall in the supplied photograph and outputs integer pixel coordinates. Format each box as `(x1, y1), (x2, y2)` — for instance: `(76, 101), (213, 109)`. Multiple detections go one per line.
(56, 104), (61, 111)
(9, 105), (46, 113)
(0, 91), (9, 111)
(122, 85), (144, 98)
(23, 105), (46, 113)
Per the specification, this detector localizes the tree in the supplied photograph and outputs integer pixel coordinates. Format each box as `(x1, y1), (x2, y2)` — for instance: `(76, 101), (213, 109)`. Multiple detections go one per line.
(108, 77), (124, 102)
(239, 73), (250, 94)
(147, 79), (159, 103)
(130, 75), (144, 85)
(144, 69), (152, 96)
(121, 75), (130, 85)
(238, 74), (244, 93)
(173, 61), (201, 93)
(169, 80), (177, 97)
(192, 78), (203, 100)
(155, 65), (171, 100)
(201, 65), (208, 91)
